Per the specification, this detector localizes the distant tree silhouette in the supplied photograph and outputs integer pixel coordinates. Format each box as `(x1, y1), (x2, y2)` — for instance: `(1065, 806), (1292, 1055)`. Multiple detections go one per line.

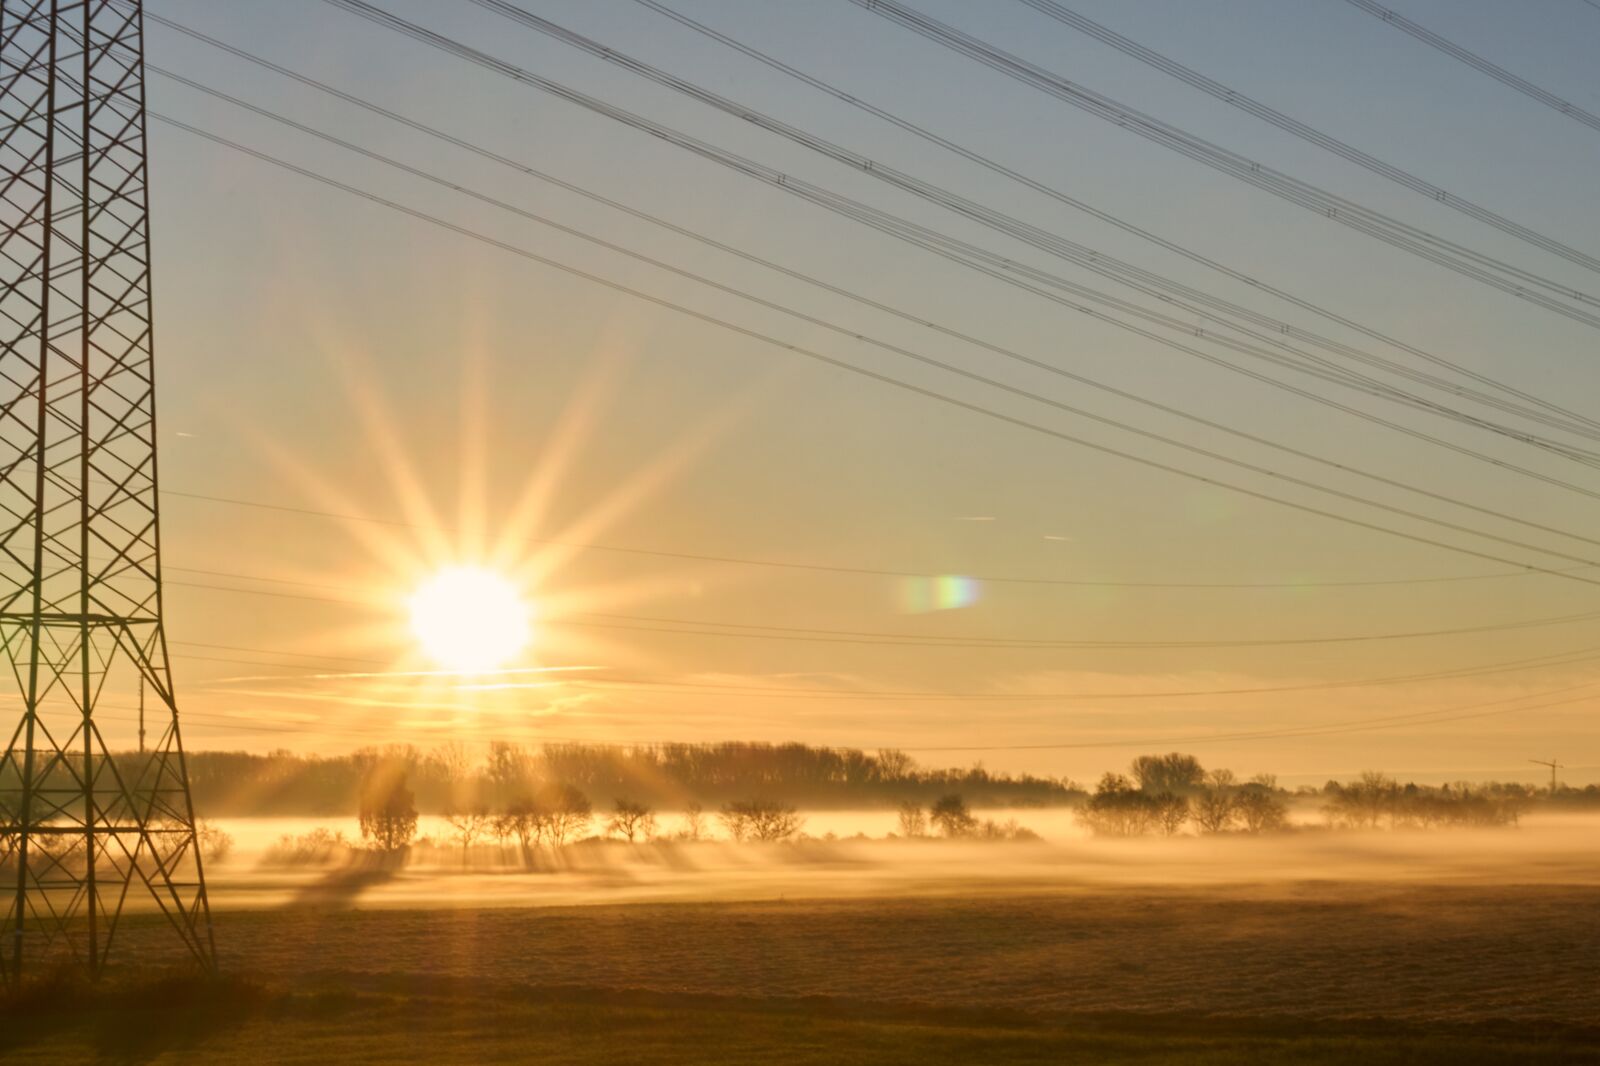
(1235, 788), (1288, 833)
(429, 741), (476, 801)
(502, 798), (544, 859)
(720, 799), (803, 842)
(489, 809), (520, 851)
(1192, 769), (1241, 834)
(607, 799), (656, 842)
(1079, 773), (1156, 836)
(444, 806), (492, 862)
(680, 801), (706, 841)
(929, 794), (978, 838)
(876, 748), (915, 780)
(196, 820), (234, 863)
(1322, 771), (1396, 829)
(1130, 753), (1206, 795)
(486, 741), (533, 805)
(1150, 791), (1191, 836)
(359, 766), (418, 853)
(176, 740), (1084, 816)
(540, 783), (592, 847)
(897, 800), (928, 838)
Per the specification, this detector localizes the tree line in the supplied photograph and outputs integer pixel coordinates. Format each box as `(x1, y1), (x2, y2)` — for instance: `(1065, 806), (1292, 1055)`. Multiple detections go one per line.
(1072, 753), (1563, 837)
(179, 741), (1082, 816)
(347, 763), (811, 859)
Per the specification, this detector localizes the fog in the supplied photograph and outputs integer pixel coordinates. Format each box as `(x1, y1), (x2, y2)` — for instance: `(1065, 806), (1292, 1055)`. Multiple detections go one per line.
(195, 810), (1600, 912)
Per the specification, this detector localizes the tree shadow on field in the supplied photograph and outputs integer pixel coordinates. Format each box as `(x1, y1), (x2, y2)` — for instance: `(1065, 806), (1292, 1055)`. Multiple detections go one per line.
(288, 851), (402, 908)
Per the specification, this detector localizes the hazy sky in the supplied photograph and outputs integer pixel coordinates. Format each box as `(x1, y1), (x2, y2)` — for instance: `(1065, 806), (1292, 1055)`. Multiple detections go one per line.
(119, 0), (1600, 783)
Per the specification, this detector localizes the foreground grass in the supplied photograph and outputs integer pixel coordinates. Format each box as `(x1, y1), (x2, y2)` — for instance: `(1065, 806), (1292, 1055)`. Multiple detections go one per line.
(2, 977), (1597, 1065)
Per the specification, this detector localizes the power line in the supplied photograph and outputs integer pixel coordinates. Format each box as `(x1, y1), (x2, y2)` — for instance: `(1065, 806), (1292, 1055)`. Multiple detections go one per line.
(154, 486), (1590, 590)
(1343, 0), (1600, 134)
(843, 0), (1600, 327)
(159, 557), (1600, 649)
(898, 682), (1600, 751)
(302, 0), (1600, 499)
(142, 66), (1600, 569)
(461, 0), (1600, 451)
(626, 0), (1600, 439)
(68, 673), (1599, 753)
(150, 113), (1600, 595)
(1010, 0), (1600, 275)
(133, 567), (1600, 696)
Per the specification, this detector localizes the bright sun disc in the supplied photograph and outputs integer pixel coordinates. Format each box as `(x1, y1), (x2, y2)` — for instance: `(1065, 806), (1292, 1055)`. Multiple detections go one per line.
(408, 566), (532, 673)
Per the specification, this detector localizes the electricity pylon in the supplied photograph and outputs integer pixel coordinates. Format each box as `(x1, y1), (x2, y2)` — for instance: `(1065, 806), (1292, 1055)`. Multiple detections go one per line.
(0, 0), (214, 980)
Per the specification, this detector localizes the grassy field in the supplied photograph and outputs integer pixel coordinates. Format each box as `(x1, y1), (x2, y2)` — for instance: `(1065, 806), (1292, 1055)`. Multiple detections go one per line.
(5, 882), (1598, 1062)
(4, 976), (1598, 1064)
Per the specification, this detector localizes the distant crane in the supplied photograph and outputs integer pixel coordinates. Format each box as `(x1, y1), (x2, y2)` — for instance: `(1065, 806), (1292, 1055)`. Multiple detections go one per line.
(1529, 758), (1564, 794)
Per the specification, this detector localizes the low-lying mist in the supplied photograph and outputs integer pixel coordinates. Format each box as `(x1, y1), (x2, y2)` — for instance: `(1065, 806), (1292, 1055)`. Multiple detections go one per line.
(196, 809), (1600, 912)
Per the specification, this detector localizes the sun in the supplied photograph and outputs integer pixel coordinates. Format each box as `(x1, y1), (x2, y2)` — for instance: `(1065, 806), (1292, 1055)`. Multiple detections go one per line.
(408, 566), (533, 673)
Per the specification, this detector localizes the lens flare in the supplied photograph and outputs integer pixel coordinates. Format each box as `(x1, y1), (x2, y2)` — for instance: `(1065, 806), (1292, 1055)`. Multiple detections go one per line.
(899, 574), (981, 613)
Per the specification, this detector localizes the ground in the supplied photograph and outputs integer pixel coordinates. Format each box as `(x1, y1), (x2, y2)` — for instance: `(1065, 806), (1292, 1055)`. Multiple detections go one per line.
(3, 881), (1598, 1062)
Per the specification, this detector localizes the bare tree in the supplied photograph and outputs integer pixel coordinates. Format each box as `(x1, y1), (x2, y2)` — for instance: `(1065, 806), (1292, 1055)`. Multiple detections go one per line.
(490, 809), (520, 852)
(1323, 771), (1398, 829)
(607, 799), (656, 842)
(503, 798), (544, 860)
(359, 767), (419, 853)
(1235, 788), (1288, 834)
(444, 806), (492, 863)
(430, 741), (477, 799)
(719, 803), (750, 843)
(541, 784), (592, 848)
(896, 800), (928, 838)
(876, 748), (915, 780)
(720, 799), (803, 842)
(1151, 791), (1191, 836)
(1192, 769), (1240, 834)
(197, 820), (235, 864)
(486, 741), (533, 805)
(680, 801), (706, 841)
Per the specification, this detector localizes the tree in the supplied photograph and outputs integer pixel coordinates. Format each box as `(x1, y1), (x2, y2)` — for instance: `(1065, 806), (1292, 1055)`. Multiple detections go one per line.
(1151, 791), (1191, 836)
(197, 820), (235, 864)
(359, 767), (418, 853)
(896, 800), (928, 838)
(1235, 788), (1287, 834)
(1323, 771), (1398, 829)
(486, 741), (533, 805)
(1130, 753), (1206, 795)
(1078, 773), (1155, 836)
(541, 783), (592, 847)
(720, 799), (803, 842)
(445, 806), (491, 863)
(877, 748), (915, 781)
(1192, 769), (1240, 834)
(607, 799), (656, 842)
(503, 798), (544, 859)
(929, 794), (978, 838)
(429, 741), (477, 800)
(490, 809), (520, 851)
(680, 801), (706, 841)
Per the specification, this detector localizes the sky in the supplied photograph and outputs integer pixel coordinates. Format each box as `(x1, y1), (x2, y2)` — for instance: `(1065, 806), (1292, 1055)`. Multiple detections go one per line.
(86, 0), (1600, 784)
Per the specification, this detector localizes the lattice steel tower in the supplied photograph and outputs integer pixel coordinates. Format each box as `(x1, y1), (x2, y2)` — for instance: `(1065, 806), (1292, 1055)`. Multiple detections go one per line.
(0, 0), (214, 979)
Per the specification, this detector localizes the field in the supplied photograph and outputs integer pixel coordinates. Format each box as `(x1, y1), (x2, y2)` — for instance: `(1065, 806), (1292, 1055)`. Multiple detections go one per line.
(4, 876), (1599, 1063)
